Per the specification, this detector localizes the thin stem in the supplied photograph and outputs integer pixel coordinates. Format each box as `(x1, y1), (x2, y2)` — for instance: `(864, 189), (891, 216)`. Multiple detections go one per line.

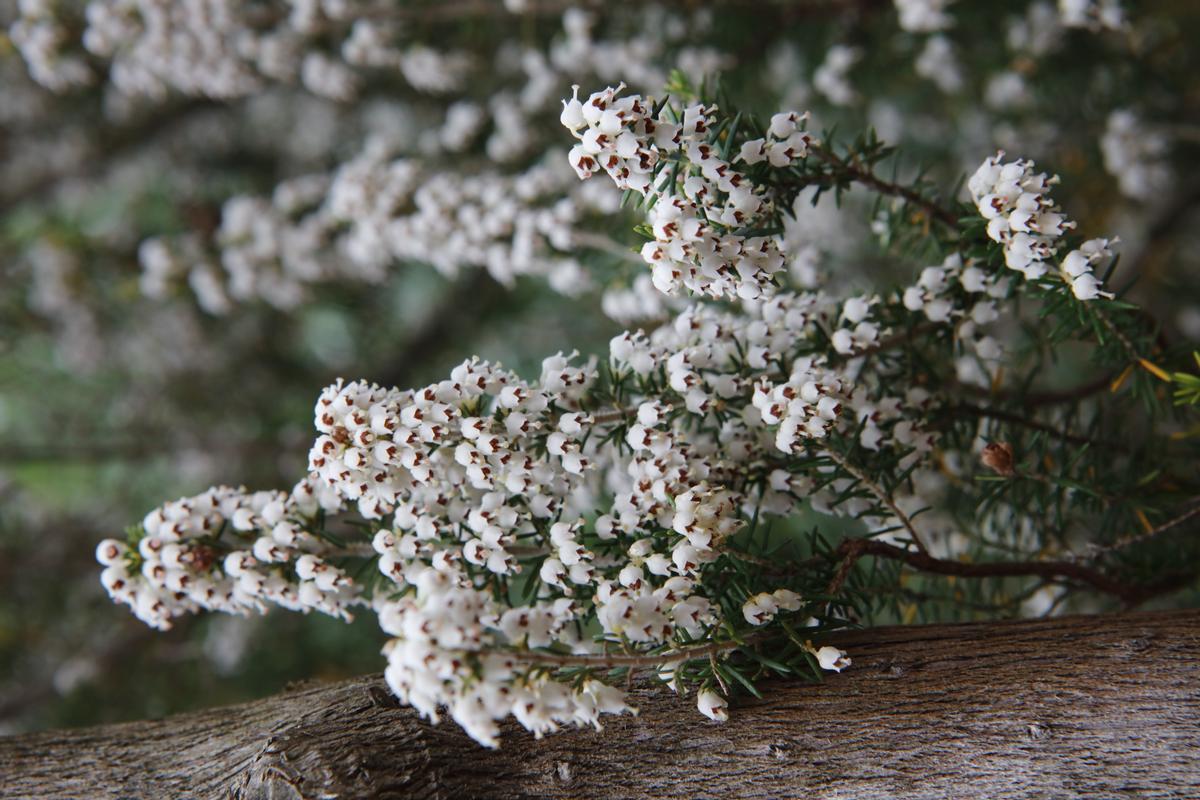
(723, 547), (780, 569)
(824, 546), (861, 597)
(1092, 500), (1200, 557)
(322, 542), (378, 559)
(824, 448), (931, 555)
(1092, 305), (1143, 363)
(807, 145), (959, 228)
(590, 407), (636, 425)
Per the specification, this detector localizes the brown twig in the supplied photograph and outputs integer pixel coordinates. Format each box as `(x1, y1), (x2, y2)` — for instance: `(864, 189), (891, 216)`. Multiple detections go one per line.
(1092, 501), (1200, 557)
(591, 407), (636, 425)
(824, 449), (931, 555)
(807, 145), (959, 228)
(828, 537), (1192, 608)
(824, 546), (861, 597)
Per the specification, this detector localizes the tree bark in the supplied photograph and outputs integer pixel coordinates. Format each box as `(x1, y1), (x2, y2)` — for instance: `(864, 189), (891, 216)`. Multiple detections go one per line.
(2, 609), (1198, 800)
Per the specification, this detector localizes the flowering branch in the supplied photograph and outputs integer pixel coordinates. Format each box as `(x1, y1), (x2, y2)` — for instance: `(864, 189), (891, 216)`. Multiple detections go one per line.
(85, 78), (1200, 750)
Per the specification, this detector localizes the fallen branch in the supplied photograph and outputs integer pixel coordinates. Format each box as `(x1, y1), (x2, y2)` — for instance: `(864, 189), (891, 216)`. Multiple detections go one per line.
(2, 610), (1197, 799)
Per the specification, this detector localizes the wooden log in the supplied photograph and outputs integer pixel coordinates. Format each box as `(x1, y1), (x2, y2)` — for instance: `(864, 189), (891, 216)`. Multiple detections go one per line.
(2, 609), (1198, 799)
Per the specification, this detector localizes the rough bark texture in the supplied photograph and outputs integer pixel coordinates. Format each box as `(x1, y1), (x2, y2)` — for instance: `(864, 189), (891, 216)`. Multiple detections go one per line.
(2, 610), (1198, 800)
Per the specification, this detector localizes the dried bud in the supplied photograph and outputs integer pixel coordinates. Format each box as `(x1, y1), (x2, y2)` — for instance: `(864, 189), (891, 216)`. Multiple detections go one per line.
(981, 442), (1015, 476)
(188, 544), (219, 573)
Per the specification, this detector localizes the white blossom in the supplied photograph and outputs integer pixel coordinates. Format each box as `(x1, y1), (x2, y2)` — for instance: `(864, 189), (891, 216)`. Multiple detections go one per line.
(969, 153), (1114, 300)
(697, 688), (729, 722)
(814, 645), (852, 672)
(563, 84), (812, 301)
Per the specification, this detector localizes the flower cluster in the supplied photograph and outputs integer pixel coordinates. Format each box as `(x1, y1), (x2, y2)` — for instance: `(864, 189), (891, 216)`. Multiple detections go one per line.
(6, 0), (1189, 756)
(297, 345), (756, 741)
(742, 588), (804, 625)
(377, 567), (633, 748)
(968, 153), (1113, 300)
(140, 145), (610, 311)
(307, 353), (598, 523)
(121, 8), (732, 315)
(104, 278), (950, 743)
(8, 1), (92, 91)
(828, 295), (886, 356)
(607, 292), (940, 523)
(106, 181), (1108, 745)
(81, 36), (1175, 755)
(11, 0), (472, 99)
(914, 36), (963, 94)
(563, 85), (813, 300)
(600, 274), (677, 325)
(752, 353), (851, 451)
(896, 0), (962, 95)
(1059, 238), (1117, 303)
(92, 78), (1159, 752)
(96, 479), (352, 631)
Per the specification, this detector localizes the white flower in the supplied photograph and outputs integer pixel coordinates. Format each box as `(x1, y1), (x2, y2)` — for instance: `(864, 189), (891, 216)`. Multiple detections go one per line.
(562, 84), (798, 300)
(772, 589), (803, 610)
(560, 85), (586, 131)
(1071, 273), (1103, 301)
(742, 592), (780, 625)
(697, 689), (729, 722)
(815, 645), (852, 672)
(95, 539), (127, 567)
(970, 153), (1116, 302)
(842, 295), (873, 324)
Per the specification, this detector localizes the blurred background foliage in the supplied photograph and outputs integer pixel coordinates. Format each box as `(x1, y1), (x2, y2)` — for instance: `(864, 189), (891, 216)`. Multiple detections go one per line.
(2, 0), (1199, 733)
